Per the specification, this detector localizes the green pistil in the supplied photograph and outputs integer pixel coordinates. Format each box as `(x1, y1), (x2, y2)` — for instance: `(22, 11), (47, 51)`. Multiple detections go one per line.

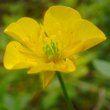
(43, 41), (59, 61)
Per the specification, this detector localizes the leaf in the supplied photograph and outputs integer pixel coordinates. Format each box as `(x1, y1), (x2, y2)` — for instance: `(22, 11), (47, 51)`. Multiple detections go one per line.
(93, 59), (110, 77)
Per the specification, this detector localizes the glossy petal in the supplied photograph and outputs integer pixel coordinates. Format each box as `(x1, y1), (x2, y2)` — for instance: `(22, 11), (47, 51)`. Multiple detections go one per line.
(44, 5), (81, 50)
(4, 17), (44, 56)
(62, 20), (106, 58)
(41, 71), (55, 88)
(44, 6), (106, 58)
(28, 59), (76, 73)
(4, 41), (37, 69)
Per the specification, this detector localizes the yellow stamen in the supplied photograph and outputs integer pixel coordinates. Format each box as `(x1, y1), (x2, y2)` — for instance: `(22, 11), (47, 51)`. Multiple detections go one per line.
(43, 40), (59, 61)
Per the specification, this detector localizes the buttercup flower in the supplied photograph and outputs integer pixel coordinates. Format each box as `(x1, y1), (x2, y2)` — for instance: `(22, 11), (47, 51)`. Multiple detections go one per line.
(4, 6), (106, 87)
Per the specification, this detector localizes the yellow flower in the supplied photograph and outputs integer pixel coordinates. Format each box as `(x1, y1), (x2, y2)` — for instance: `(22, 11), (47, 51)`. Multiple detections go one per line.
(4, 6), (106, 87)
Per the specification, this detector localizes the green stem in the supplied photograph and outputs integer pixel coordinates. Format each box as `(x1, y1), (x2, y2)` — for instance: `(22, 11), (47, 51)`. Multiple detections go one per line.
(56, 72), (75, 110)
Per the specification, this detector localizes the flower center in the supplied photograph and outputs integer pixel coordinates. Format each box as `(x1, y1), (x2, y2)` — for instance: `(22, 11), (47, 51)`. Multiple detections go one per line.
(43, 40), (59, 61)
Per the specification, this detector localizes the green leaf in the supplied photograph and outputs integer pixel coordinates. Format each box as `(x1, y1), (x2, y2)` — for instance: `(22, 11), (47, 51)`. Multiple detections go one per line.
(93, 59), (110, 77)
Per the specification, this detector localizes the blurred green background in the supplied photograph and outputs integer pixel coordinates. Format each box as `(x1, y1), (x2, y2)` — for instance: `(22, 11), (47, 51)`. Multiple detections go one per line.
(0, 0), (110, 110)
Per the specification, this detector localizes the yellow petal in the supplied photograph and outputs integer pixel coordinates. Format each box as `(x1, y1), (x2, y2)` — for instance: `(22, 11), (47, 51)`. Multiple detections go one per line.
(4, 17), (40, 42)
(41, 71), (55, 88)
(63, 20), (106, 58)
(44, 6), (81, 50)
(4, 17), (44, 56)
(28, 59), (76, 73)
(3, 41), (37, 70)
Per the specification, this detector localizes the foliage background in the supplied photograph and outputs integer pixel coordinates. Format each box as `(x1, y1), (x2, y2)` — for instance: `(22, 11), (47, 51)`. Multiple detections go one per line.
(0, 0), (110, 110)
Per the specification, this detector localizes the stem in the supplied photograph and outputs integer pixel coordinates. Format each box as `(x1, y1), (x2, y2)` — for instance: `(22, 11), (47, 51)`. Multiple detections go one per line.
(93, 88), (106, 110)
(56, 71), (75, 110)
